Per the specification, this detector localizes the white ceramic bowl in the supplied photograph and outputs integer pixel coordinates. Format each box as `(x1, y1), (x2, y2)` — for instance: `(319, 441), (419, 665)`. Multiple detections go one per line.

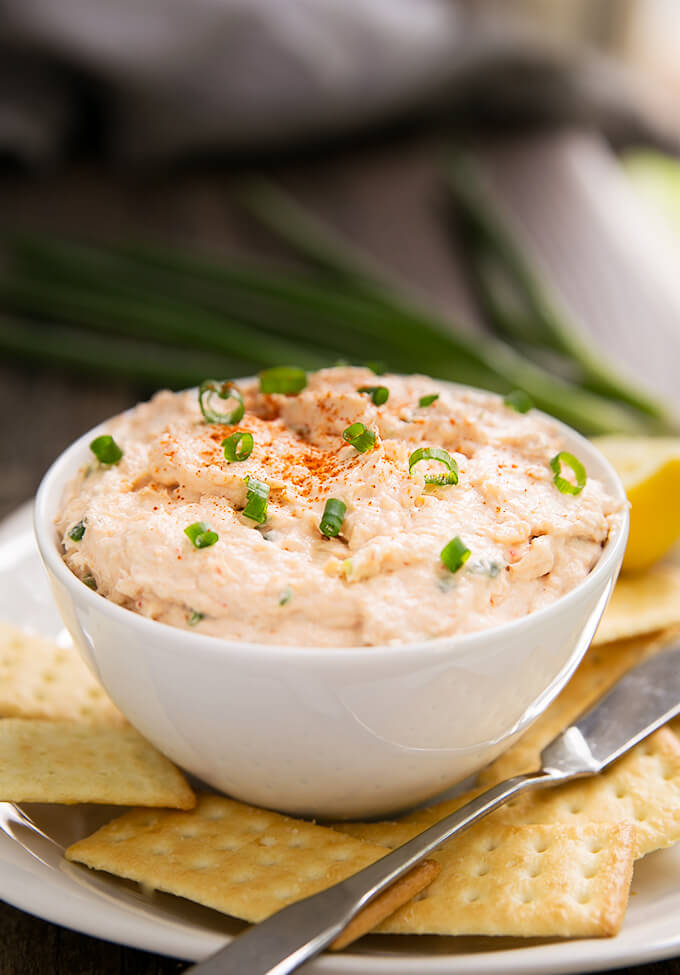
(34, 408), (628, 820)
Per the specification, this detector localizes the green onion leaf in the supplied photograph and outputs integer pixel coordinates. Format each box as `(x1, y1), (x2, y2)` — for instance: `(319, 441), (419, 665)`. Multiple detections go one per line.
(504, 390), (533, 413)
(184, 521), (219, 548)
(320, 498), (346, 537)
(441, 536), (471, 573)
(198, 379), (245, 425)
(243, 476), (270, 523)
(222, 431), (254, 462)
(259, 366), (307, 395)
(358, 385), (389, 406)
(550, 451), (587, 495)
(68, 521), (86, 542)
(187, 610), (204, 626)
(342, 422), (376, 453)
(279, 586), (293, 606)
(418, 393), (439, 408)
(90, 435), (123, 465)
(82, 574), (98, 590)
(408, 446), (459, 486)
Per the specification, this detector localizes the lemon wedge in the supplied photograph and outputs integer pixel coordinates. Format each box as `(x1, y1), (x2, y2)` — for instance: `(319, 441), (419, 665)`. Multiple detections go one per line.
(593, 436), (680, 572)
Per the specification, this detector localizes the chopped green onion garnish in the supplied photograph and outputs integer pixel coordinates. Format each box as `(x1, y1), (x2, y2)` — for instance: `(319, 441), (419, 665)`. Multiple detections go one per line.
(222, 431), (254, 462)
(184, 521), (219, 548)
(90, 435), (123, 465)
(279, 586), (293, 606)
(319, 498), (346, 537)
(198, 379), (244, 425)
(68, 520), (86, 542)
(418, 393), (439, 408)
(82, 574), (97, 590)
(259, 366), (307, 395)
(504, 390), (534, 413)
(467, 558), (503, 578)
(342, 422), (376, 453)
(364, 361), (386, 375)
(243, 476), (270, 524)
(187, 610), (204, 626)
(408, 447), (459, 486)
(441, 536), (471, 573)
(358, 385), (389, 406)
(550, 451), (587, 496)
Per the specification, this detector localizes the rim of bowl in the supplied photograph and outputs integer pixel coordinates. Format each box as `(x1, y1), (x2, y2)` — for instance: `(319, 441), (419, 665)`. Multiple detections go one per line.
(34, 391), (629, 663)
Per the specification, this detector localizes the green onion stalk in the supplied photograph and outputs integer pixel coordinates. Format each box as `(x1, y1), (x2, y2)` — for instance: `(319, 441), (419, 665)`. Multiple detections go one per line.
(444, 153), (675, 430)
(7, 233), (485, 371)
(0, 314), (242, 388)
(0, 177), (672, 437)
(236, 182), (663, 436)
(8, 235), (376, 356)
(0, 271), (332, 371)
(13, 196), (653, 434)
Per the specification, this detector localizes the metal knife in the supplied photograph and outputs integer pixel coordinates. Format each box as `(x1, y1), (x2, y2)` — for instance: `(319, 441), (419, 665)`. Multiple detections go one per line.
(187, 642), (680, 975)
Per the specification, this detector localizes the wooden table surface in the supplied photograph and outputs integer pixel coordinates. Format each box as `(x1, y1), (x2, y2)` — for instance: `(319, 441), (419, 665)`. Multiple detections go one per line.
(1, 132), (679, 975)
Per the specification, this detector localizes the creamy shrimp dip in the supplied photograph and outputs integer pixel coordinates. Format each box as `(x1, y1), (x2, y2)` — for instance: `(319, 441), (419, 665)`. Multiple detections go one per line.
(56, 368), (621, 647)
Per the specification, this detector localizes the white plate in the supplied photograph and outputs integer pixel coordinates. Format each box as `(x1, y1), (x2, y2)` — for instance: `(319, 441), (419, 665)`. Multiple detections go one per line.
(2, 502), (680, 975)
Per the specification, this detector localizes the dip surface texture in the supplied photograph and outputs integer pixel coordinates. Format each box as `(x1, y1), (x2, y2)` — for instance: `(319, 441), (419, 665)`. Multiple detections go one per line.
(56, 369), (621, 647)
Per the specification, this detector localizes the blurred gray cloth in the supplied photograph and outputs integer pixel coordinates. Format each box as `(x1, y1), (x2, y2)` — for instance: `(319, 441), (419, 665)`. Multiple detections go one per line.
(0, 0), (676, 164)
